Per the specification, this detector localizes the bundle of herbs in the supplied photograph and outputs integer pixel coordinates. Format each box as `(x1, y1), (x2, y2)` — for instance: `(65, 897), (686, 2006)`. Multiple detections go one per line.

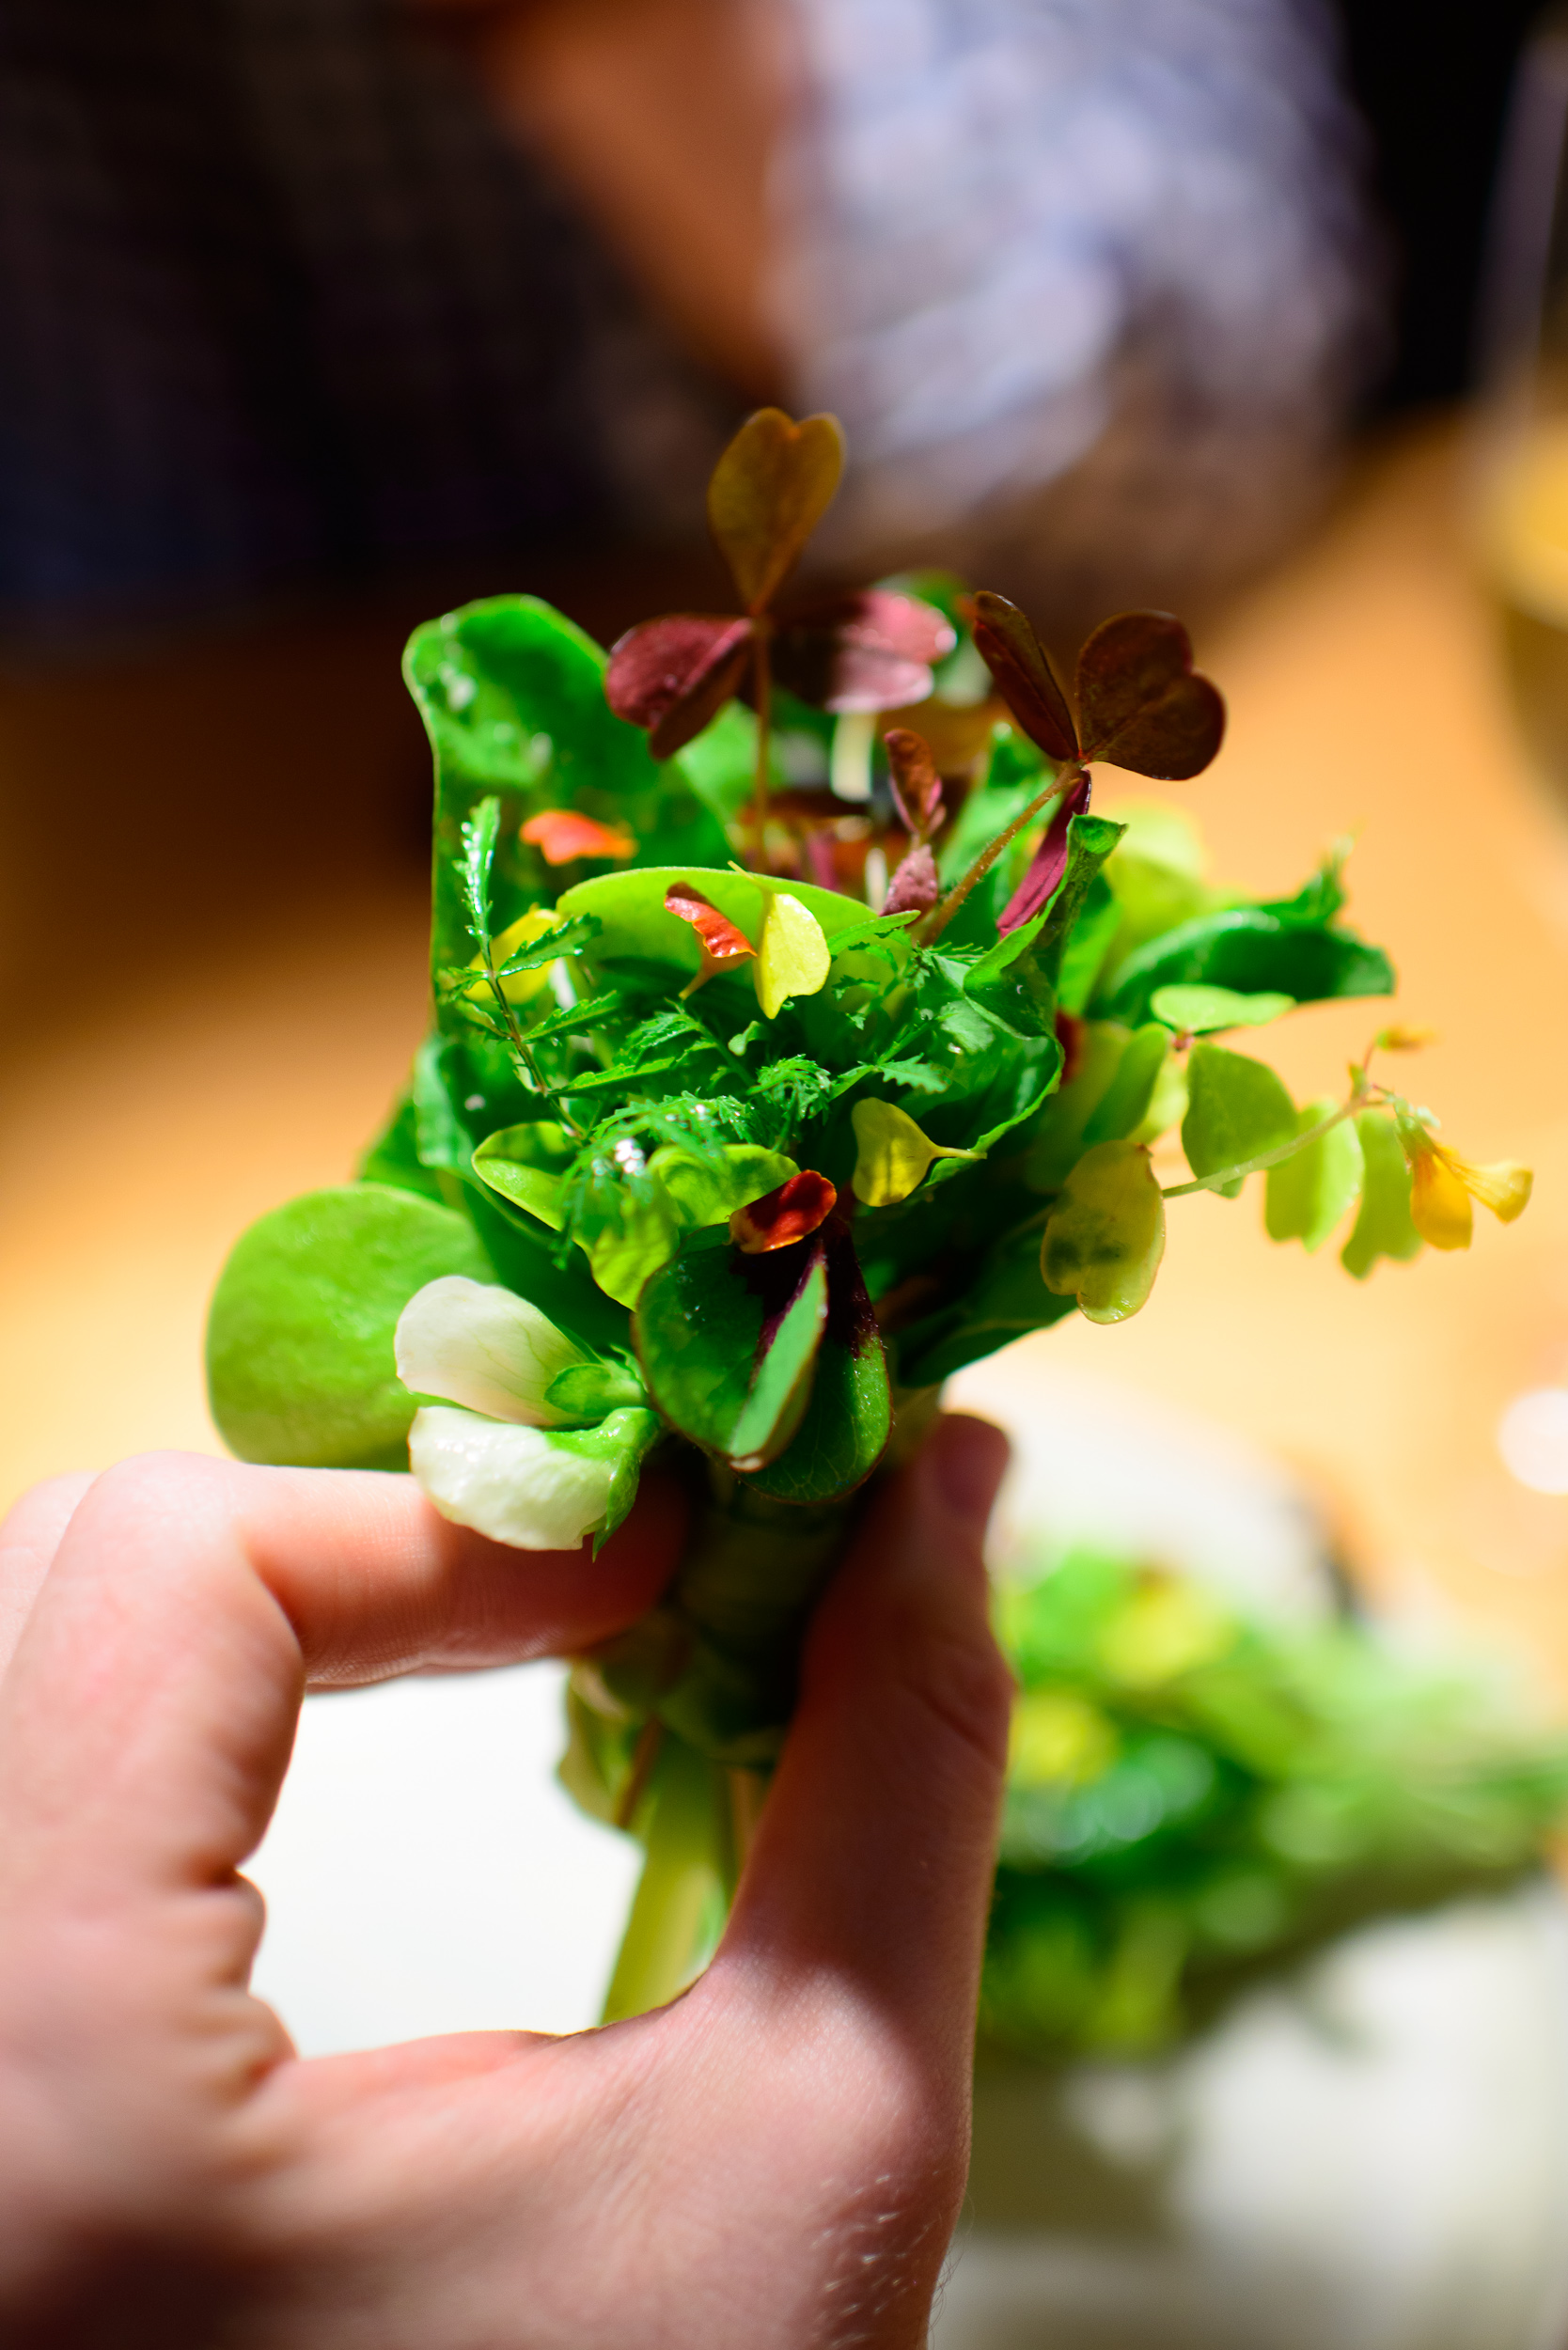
(986, 1547), (1568, 2060)
(206, 410), (1532, 2018)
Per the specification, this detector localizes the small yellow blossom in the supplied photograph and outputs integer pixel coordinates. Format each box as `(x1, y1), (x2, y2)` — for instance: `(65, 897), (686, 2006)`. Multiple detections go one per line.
(1403, 1127), (1532, 1251)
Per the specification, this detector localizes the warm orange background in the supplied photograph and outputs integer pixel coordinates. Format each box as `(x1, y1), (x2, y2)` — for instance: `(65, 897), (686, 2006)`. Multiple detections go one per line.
(6, 425), (1568, 1676)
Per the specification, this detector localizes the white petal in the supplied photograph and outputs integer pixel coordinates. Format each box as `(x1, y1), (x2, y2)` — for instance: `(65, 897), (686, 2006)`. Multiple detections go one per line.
(395, 1277), (583, 1426)
(408, 1406), (619, 1550)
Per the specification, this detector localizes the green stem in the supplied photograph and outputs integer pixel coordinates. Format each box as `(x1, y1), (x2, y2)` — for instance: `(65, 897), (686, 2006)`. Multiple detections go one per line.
(600, 1733), (726, 2024)
(919, 759), (1081, 945)
(1160, 1088), (1369, 1199)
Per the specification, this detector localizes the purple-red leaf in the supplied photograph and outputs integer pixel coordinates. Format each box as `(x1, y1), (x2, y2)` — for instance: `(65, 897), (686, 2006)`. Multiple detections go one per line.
(997, 773), (1091, 934)
(883, 728), (945, 839)
(971, 589), (1078, 763)
(605, 614), (752, 759)
(772, 590), (953, 714)
(1074, 611), (1226, 779)
(707, 408), (846, 615)
(883, 843), (940, 916)
(730, 1170), (839, 1254)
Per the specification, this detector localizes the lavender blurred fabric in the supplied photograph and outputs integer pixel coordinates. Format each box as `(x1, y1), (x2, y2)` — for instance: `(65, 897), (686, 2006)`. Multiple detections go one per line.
(778, 0), (1379, 623)
(0, 0), (1375, 640)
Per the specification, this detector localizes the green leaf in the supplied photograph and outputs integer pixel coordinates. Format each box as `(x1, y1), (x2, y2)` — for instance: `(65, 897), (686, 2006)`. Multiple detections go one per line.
(1181, 1045), (1297, 1199)
(1042, 1142), (1166, 1324)
(1152, 985), (1294, 1033)
(895, 1222), (1077, 1386)
(472, 1122), (574, 1229)
(580, 1142), (799, 1309)
(460, 795), (501, 953)
(545, 1361), (649, 1418)
(356, 1089), (451, 1206)
(1099, 902), (1393, 1030)
(1055, 875), (1122, 1016)
(1037, 815), (1128, 987)
(573, 1409), (664, 1546)
(557, 866), (889, 991)
(405, 597), (730, 1018)
(744, 1267), (890, 1501)
(494, 913), (600, 979)
(1341, 1108), (1423, 1279)
(1083, 1025), (1170, 1148)
(635, 1239), (828, 1469)
(206, 1185), (490, 1468)
(1265, 1100), (1365, 1251)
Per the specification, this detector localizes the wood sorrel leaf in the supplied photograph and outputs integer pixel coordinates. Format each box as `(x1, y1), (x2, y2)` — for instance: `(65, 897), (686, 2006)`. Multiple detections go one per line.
(884, 728), (945, 838)
(1074, 612), (1225, 779)
(851, 1098), (980, 1203)
(1341, 1109), (1422, 1278)
(755, 890), (831, 1018)
(1152, 983), (1294, 1033)
(1181, 1044), (1297, 1198)
(1041, 1141), (1166, 1324)
(1265, 1099), (1365, 1251)
(998, 774), (1091, 934)
(634, 1231), (829, 1470)
(729, 1170), (838, 1253)
(971, 590), (1078, 762)
(520, 810), (635, 865)
(707, 408), (846, 613)
(772, 590), (952, 713)
(604, 614), (753, 759)
(207, 1185), (490, 1469)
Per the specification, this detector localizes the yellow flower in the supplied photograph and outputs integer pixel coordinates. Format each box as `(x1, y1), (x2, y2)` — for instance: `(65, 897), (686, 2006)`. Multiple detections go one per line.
(1403, 1127), (1532, 1251)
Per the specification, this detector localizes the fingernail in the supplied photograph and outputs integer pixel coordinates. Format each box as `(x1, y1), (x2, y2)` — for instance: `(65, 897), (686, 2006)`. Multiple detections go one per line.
(926, 1414), (1010, 1530)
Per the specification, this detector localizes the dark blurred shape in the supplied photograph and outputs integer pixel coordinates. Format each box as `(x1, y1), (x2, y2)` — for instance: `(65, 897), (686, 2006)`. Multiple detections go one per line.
(0, 0), (730, 647)
(1335, 0), (1544, 408)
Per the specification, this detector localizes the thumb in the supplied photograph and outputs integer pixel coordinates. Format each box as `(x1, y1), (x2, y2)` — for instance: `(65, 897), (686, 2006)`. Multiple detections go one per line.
(714, 1412), (1012, 2049)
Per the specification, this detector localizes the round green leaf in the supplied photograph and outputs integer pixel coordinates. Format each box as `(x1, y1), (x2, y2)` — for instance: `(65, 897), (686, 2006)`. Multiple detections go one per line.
(1042, 1141), (1166, 1324)
(1264, 1100), (1365, 1252)
(206, 1185), (490, 1468)
(1180, 1044), (1297, 1199)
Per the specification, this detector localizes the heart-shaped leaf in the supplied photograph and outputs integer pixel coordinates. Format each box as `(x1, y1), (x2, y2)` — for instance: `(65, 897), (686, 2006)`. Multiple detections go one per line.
(707, 408), (846, 613)
(997, 773), (1092, 934)
(850, 1099), (980, 1204)
(1341, 1109), (1423, 1278)
(1074, 612), (1225, 779)
(1265, 1099), (1365, 1252)
(1180, 1044), (1296, 1198)
(755, 889), (831, 1018)
(1151, 983), (1294, 1033)
(1041, 1141), (1166, 1324)
(772, 590), (952, 713)
(604, 614), (753, 759)
(971, 590), (1078, 762)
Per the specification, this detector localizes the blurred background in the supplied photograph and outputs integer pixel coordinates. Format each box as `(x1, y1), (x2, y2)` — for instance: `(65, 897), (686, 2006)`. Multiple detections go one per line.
(9, 3), (1568, 2342)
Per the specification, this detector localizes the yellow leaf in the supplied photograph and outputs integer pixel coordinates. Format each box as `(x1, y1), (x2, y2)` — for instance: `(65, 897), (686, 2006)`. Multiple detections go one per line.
(754, 889), (831, 1018)
(1409, 1147), (1472, 1249)
(1009, 1691), (1118, 1786)
(850, 1099), (978, 1205)
(1041, 1140), (1166, 1323)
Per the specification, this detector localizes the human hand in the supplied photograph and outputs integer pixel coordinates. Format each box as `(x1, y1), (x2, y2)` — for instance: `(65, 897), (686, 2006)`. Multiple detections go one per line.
(0, 1416), (1009, 2348)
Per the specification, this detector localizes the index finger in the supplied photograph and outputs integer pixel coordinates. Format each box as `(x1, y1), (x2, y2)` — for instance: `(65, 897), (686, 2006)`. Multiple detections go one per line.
(0, 1451), (684, 1902)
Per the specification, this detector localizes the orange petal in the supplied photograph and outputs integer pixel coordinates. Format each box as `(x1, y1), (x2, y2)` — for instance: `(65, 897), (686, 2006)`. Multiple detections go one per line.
(1409, 1147), (1473, 1250)
(729, 1171), (838, 1253)
(521, 810), (635, 866)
